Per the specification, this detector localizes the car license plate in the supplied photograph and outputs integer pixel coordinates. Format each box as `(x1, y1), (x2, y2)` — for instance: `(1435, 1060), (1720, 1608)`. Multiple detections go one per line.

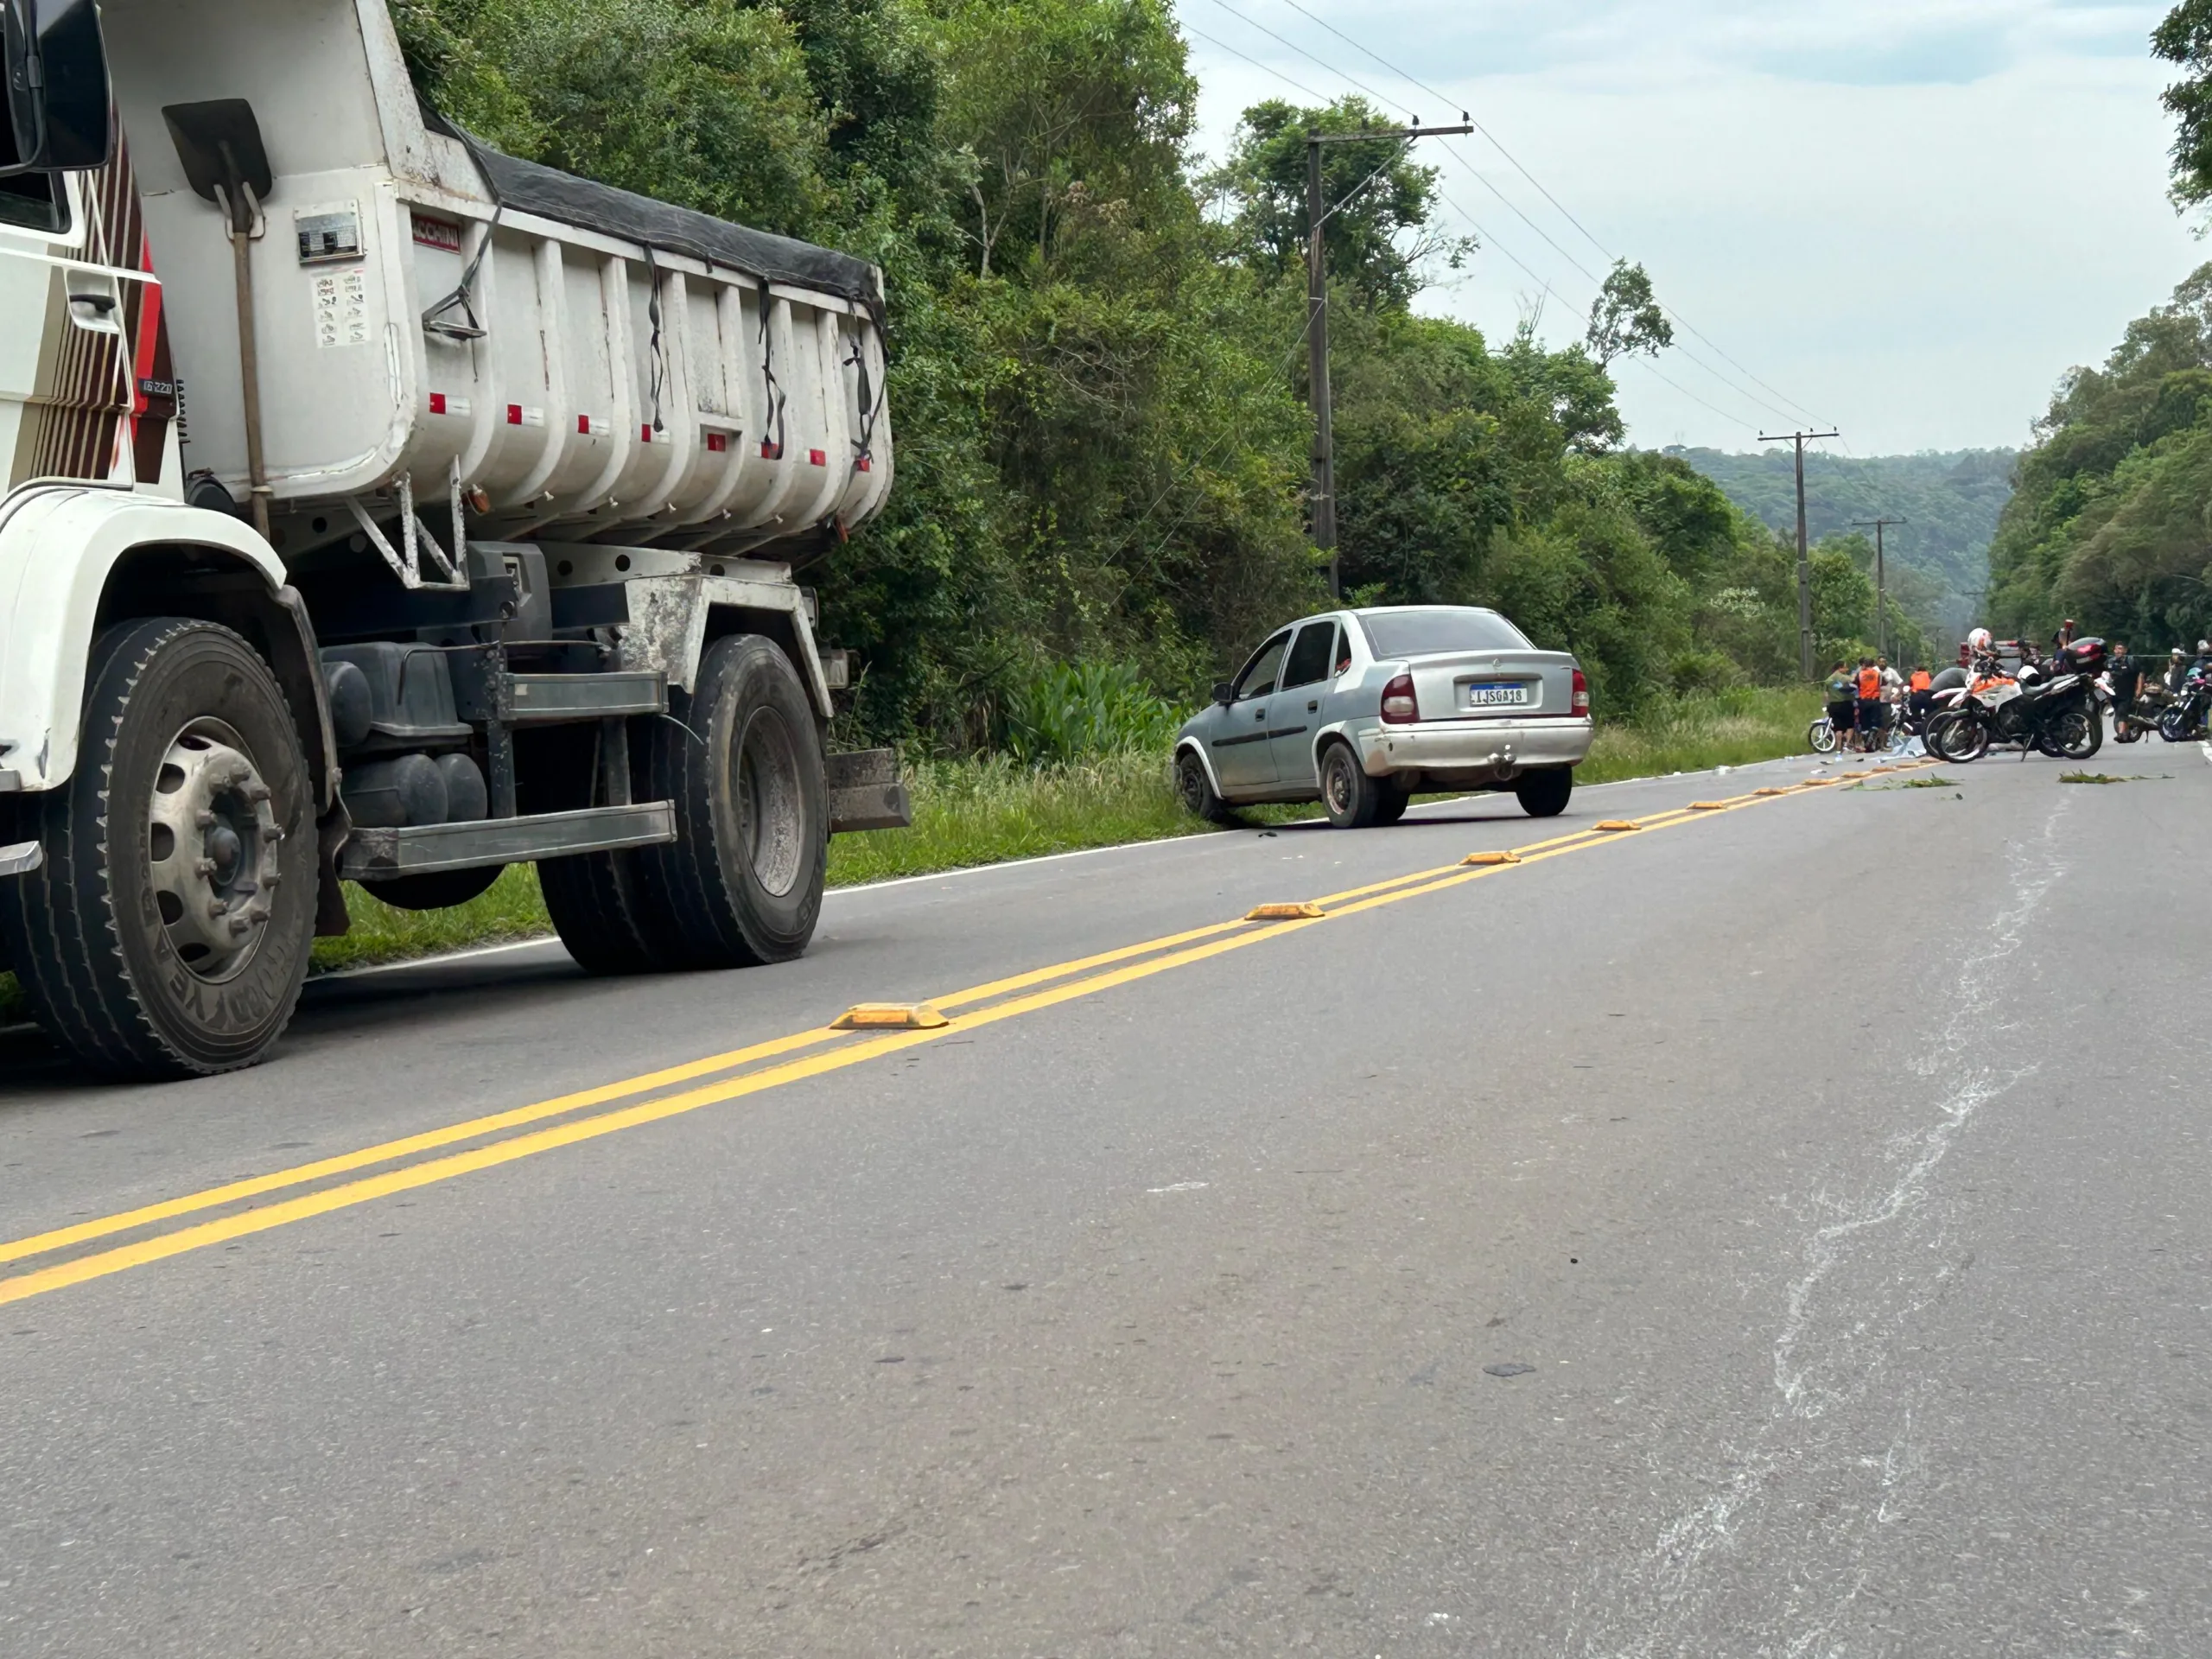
(1464, 681), (1530, 709)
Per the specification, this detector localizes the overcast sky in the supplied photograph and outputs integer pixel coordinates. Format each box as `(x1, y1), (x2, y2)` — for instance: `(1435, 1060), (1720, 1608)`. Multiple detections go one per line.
(1180, 0), (2206, 457)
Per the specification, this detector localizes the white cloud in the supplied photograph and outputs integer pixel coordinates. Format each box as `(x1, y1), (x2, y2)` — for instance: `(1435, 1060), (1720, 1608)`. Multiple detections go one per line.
(1182, 0), (2204, 452)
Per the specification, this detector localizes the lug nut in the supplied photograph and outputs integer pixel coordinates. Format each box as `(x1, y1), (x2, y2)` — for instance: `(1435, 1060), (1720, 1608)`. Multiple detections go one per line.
(245, 783), (272, 804)
(207, 899), (227, 919)
(229, 916), (255, 937)
(195, 857), (218, 876)
(194, 809), (217, 829)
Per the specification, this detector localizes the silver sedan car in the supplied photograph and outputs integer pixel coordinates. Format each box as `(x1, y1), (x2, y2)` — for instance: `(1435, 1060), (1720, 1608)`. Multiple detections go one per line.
(1173, 605), (1595, 827)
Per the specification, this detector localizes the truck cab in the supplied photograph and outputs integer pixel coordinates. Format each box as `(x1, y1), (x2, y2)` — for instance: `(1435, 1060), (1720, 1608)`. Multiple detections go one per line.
(0, 0), (909, 1079)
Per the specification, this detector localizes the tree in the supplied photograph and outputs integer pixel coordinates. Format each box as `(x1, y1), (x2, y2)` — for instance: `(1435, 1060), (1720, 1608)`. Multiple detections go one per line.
(2156, 1), (2212, 208)
(1585, 261), (1673, 368)
(1205, 98), (1470, 307)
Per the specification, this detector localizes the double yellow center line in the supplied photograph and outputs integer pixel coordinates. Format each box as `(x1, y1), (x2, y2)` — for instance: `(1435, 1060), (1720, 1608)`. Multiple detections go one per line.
(0, 765), (1921, 1306)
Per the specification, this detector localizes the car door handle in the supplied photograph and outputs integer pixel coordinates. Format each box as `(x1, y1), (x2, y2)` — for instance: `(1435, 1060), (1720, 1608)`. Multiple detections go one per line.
(1254, 706), (1267, 721)
(1306, 699), (1319, 712)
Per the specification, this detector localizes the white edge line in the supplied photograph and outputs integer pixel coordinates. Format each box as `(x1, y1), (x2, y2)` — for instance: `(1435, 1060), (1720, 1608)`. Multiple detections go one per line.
(298, 750), (1820, 983)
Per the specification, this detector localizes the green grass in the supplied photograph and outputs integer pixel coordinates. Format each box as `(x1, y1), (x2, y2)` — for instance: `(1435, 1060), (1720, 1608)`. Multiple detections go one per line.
(1578, 686), (1822, 785)
(0, 686), (1827, 1014)
(310, 864), (558, 973)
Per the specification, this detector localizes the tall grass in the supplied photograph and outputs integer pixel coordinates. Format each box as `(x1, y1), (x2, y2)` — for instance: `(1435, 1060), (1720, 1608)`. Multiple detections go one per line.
(1580, 685), (1821, 784)
(0, 685), (1824, 1013)
(1001, 661), (1185, 766)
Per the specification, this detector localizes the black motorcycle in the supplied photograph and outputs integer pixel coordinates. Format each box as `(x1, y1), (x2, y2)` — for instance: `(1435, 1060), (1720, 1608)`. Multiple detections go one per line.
(2158, 664), (2212, 741)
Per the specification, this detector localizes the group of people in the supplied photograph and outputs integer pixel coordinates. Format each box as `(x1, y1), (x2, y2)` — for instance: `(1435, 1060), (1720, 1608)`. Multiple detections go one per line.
(1823, 656), (1935, 753)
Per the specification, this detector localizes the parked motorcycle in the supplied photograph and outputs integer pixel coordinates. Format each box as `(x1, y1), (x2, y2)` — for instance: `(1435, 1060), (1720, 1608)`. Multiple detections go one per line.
(2158, 662), (2212, 742)
(1928, 643), (2104, 763)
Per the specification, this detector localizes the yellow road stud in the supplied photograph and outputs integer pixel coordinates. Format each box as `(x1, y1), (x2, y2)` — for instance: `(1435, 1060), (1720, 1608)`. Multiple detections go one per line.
(1688, 801), (1727, 810)
(1462, 850), (1522, 866)
(832, 1002), (950, 1031)
(1246, 901), (1326, 920)
(1594, 819), (1641, 832)
(1754, 786), (1789, 797)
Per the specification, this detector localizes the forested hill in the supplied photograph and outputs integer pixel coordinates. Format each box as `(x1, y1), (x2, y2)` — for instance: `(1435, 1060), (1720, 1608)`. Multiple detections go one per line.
(1672, 448), (2015, 629)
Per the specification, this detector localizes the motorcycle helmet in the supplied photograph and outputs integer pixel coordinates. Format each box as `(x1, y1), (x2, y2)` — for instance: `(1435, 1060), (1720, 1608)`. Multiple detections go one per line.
(1967, 627), (1992, 652)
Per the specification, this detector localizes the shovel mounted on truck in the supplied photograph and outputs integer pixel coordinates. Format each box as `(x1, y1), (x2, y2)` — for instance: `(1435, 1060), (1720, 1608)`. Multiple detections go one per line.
(0, 0), (911, 1079)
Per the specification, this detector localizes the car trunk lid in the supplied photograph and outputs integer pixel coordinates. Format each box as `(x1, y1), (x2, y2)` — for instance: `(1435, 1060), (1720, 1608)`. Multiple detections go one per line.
(1400, 650), (1580, 721)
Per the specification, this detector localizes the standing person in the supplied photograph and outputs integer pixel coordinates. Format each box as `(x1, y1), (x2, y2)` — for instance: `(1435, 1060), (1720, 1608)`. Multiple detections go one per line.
(2167, 646), (2190, 694)
(1824, 660), (1857, 753)
(1855, 658), (1885, 752)
(1908, 663), (1935, 724)
(2109, 642), (2141, 734)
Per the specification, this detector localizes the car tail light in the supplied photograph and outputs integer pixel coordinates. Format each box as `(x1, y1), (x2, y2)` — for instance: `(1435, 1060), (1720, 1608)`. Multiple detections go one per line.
(1381, 673), (1418, 724)
(1571, 668), (1590, 717)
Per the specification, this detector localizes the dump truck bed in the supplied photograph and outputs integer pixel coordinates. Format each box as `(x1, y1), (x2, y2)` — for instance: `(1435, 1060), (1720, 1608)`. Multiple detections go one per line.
(101, 0), (891, 555)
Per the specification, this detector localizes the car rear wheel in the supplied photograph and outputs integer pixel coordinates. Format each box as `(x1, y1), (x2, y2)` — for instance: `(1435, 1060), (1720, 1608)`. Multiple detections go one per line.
(1514, 767), (1573, 818)
(1319, 742), (1385, 829)
(1372, 785), (1410, 825)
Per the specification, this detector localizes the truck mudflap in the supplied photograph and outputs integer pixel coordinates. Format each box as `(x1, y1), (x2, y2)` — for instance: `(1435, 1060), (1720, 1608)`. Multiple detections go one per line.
(826, 749), (912, 835)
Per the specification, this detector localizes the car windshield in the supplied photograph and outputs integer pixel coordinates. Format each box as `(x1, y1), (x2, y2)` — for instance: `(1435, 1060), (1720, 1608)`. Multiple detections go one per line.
(1358, 608), (1530, 658)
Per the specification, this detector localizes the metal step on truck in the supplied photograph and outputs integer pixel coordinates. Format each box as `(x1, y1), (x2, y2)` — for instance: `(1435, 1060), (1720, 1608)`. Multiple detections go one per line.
(0, 0), (912, 1078)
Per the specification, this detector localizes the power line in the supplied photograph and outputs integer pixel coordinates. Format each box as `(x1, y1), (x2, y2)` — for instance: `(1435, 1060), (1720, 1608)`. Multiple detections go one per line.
(1267, 0), (1618, 262)
(1201, 0), (1827, 426)
(1193, 0), (1408, 120)
(1189, 0), (1812, 429)
(1182, 23), (1332, 104)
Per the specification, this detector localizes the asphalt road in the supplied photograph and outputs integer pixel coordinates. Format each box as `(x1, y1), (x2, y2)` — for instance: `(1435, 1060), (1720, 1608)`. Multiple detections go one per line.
(1, 747), (2207, 1656)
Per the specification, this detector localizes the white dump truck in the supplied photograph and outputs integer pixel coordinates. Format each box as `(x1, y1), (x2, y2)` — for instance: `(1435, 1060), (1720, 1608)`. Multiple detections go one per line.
(0, 0), (911, 1077)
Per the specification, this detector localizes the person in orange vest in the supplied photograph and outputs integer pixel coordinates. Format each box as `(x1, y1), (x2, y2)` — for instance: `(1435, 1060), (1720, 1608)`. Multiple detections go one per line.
(1854, 658), (1885, 751)
(1908, 663), (1934, 721)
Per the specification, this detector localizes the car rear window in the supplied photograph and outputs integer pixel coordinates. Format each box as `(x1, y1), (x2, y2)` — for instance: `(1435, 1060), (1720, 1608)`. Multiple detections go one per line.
(1357, 608), (1530, 658)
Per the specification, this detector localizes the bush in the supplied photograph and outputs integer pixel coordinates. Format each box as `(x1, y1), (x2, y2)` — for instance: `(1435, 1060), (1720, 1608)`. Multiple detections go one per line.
(1001, 660), (1185, 764)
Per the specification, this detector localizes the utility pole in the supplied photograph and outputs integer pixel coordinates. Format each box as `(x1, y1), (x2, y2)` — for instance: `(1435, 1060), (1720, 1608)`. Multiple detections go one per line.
(1308, 118), (1472, 598)
(1760, 429), (1840, 678)
(1850, 517), (1908, 662)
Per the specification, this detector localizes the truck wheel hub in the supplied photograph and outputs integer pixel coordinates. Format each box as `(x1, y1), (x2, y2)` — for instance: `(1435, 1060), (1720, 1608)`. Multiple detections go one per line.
(149, 724), (281, 981)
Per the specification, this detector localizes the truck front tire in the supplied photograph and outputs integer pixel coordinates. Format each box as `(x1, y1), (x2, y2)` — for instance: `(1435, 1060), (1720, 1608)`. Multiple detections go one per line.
(0, 620), (317, 1077)
(645, 633), (827, 968)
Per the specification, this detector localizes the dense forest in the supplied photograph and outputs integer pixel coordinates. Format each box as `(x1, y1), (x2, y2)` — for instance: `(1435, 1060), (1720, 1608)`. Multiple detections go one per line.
(1986, 2), (2212, 649)
(394, 0), (1867, 745)
(1987, 267), (2212, 649)
(1680, 448), (2013, 638)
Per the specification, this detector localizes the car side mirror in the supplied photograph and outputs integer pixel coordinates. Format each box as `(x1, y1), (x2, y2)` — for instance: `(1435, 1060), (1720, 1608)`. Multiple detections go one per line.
(1, 0), (112, 177)
(1211, 681), (1235, 706)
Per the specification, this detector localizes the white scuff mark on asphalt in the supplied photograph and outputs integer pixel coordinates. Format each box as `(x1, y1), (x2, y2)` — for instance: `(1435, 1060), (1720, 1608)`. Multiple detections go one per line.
(1147, 1181), (1209, 1194)
(1582, 792), (2074, 1659)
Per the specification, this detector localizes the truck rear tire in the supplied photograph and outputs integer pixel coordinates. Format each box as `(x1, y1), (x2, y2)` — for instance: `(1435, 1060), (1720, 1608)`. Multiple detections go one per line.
(542, 849), (675, 975)
(0, 620), (316, 1077)
(644, 633), (827, 968)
